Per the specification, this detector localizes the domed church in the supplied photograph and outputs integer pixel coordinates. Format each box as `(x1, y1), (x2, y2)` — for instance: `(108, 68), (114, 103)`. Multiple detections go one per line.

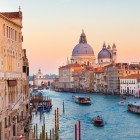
(71, 30), (96, 67)
(70, 30), (117, 67)
(98, 42), (117, 66)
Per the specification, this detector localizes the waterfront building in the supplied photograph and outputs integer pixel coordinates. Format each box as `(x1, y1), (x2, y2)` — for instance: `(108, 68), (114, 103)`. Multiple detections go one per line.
(58, 63), (83, 92)
(120, 74), (140, 97)
(32, 68), (58, 88)
(0, 8), (29, 139)
(136, 81), (140, 97)
(71, 30), (96, 67)
(105, 63), (140, 94)
(93, 67), (107, 92)
(98, 43), (117, 66)
(80, 69), (94, 92)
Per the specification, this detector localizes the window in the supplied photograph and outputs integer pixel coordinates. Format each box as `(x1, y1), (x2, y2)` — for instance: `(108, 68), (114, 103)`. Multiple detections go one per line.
(7, 26), (8, 38)
(15, 31), (17, 41)
(3, 24), (5, 36)
(19, 33), (21, 42)
(9, 27), (10, 38)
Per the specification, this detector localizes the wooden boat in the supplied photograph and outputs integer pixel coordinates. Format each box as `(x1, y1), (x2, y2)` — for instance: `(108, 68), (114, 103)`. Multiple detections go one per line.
(128, 102), (140, 114)
(118, 101), (125, 105)
(73, 96), (91, 105)
(93, 116), (104, 127)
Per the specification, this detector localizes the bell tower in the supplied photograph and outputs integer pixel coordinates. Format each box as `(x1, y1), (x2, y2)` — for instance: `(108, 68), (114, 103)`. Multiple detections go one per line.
(111, 43), (117, 63)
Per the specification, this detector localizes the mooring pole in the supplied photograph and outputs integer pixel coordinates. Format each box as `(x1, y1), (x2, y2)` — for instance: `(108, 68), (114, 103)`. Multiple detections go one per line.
(75, 123), (77, 140)
(78, 120), (81, 140)
(63, 100), (65, 113)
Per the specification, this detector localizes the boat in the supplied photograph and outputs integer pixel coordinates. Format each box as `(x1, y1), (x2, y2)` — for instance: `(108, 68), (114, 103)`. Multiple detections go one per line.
(37, 104), (52, 112)
(127, 102), (140, 114)
(72, 95), (76, 99)
(93, 116), (104, 127)
(73, 96), (91, 104)
(118, 101), (125, 105)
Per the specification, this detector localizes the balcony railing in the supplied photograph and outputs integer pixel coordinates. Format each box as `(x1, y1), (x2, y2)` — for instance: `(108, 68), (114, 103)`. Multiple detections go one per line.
(0, 71), (27, 79)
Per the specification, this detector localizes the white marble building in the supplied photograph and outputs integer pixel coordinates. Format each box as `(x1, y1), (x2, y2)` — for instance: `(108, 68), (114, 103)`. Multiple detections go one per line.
(120, 74), (140, 96)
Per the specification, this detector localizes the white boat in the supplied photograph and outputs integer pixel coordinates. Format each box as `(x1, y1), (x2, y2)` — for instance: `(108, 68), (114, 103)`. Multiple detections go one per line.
(72, 96), (91, 105)
(127, 102), (140, 114)
(118, 101), (125, 105)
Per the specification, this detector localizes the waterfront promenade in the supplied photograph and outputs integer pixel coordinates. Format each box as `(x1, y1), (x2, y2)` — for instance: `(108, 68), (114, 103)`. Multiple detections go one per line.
(30, 90), (140, 140)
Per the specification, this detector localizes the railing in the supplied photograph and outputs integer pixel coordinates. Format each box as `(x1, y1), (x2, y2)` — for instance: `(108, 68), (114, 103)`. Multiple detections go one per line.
(0, 71), (27, 79)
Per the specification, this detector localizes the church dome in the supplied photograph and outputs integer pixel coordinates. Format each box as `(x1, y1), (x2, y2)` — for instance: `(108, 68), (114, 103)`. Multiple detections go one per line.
(98, 43), (111, 59)
(72, 30), (94, 56)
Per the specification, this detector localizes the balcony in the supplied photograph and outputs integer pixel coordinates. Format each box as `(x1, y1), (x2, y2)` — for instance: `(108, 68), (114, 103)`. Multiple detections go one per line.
(0, 71), (27, 79)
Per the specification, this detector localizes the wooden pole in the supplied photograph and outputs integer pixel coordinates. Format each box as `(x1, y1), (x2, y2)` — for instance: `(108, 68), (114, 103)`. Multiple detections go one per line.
(57, 108), (59, 130)
(78, 120), (81, 140)
(75, 123), (77, 140)
(50, 129), (52, 140)
(36, 123), (38, 138)
(52, 128), (54, 140)
(55, 109), (57, 132)
(46, 132), (48, 140)
(34, 124), (36, 138)
(63, 100), (65, 113)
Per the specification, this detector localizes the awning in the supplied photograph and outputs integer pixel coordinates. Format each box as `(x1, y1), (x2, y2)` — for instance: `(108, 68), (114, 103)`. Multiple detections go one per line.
(7, 80), (17, 87)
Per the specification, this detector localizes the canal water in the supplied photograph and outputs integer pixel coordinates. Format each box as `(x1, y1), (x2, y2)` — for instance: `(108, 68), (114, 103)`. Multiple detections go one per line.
(31, 90), (140, 140)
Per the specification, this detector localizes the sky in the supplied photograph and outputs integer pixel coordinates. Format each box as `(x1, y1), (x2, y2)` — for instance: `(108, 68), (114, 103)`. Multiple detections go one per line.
(1, 0), (140, 75)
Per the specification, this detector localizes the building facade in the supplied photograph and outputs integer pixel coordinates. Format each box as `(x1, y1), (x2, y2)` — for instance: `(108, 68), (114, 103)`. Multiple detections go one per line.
(32, 69), (58, 88)
(120, 74), (140, 97)
(0, 9), (29, 140)
(58, 64), (83, 92)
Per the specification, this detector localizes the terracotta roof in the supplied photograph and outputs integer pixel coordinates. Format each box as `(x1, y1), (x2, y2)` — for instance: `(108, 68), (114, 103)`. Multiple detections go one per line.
(94, 67), (104, 73)
(73, 69), (84, 73)
(122, 74), (140, 79)
(0, 12), (22, 18)
(59, 63), (81, 69)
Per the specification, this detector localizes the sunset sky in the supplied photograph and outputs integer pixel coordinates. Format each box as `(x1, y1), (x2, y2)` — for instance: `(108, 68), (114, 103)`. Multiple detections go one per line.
(1, 0), (140, 75)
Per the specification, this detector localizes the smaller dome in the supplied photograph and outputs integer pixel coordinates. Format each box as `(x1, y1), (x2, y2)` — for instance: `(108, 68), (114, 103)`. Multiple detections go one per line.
(98, 43), (111, 59)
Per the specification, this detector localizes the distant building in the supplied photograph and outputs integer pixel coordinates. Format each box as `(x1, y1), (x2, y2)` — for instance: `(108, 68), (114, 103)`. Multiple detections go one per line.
(58, 63), (83, 92)
(120, 74), (140, 96)
(0, 8), (29, 139)
(32, 69), (58, 88)
(94, 67), (107, 92)
(137, 81), (140, 97)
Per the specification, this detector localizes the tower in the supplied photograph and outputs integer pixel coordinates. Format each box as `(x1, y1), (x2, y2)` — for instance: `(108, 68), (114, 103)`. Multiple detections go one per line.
(111, 43), (117, 63)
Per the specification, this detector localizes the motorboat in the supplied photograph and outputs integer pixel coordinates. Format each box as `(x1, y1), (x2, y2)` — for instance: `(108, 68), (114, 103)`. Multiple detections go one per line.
(73, 96), (91, 105)
(118, 101), (125, 105)
(127, 102), (140, 114)
(93, 116), (104, 127)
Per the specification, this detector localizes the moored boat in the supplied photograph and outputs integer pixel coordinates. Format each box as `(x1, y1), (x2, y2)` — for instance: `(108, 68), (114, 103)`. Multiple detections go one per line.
(93, 116), (104, 127)
(118, 101), (125, 105)
(37, 104), (52, 112)
(73, 96), (91, 104)
(127, 102), (140, 114)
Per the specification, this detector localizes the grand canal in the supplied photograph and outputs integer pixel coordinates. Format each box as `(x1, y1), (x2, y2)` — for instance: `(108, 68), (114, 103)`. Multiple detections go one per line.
(31, 90), (140, 140)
